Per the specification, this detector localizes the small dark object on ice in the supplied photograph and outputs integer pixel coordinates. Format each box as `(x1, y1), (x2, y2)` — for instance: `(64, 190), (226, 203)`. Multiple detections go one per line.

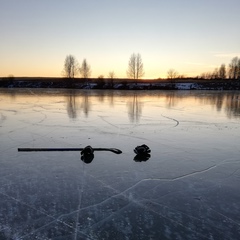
(81, 146), (94, 164)
(81, 145), (94, 155)
(134, 144), (151, 155)
(133, 144), (151, 162)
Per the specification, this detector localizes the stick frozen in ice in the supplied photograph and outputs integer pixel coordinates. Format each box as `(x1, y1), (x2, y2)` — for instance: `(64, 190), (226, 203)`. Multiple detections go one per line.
(18, 147), (122, 154)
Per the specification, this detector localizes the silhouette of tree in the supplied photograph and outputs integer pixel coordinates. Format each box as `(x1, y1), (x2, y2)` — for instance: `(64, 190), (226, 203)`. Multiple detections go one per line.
(62, 55), (79, 79)
(228, 57), (239, 79)
(108, 71), (115, 79)
(200, 72), (212, 79)
(167, 69), (178, 88)
(108, 71), (115, 87)
(238, 59), (240, 79)
(167, 69), (178, 79)
(219, 64), (226, 79)
(127, 53), (144, 79)
(212, 68), (219, 79)
(79, 59), (91, 79)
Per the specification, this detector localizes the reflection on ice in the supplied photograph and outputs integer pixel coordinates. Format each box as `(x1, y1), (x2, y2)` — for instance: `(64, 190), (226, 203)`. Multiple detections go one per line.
(0, 89), (240, 239)
(133, 153), (151, 162)
(127, 94), (143, 123)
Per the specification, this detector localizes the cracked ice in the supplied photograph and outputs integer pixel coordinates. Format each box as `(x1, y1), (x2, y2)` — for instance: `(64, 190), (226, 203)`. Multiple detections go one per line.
(0, 89), (240, 240)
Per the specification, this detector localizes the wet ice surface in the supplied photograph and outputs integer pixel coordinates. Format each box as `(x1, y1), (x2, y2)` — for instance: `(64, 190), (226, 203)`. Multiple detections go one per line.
(0, 89), (240, 239)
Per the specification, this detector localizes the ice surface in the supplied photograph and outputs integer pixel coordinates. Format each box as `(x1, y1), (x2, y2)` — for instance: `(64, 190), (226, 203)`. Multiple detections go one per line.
(0, 89), (240, 239)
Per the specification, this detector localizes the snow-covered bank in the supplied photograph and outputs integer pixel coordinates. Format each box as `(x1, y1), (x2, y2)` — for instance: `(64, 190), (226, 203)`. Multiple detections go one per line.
(1, 78), (240, 90)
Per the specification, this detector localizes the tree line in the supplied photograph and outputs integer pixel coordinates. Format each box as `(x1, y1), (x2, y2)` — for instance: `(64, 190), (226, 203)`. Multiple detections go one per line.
(199, 57), (240, 80)
(63, 54), (240, 81)
(165, 57), (240, 80)
(62, 53), (144, 81)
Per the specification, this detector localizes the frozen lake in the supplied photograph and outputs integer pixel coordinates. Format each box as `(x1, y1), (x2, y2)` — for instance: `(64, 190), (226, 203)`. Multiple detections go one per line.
(0, 88), (240, 239)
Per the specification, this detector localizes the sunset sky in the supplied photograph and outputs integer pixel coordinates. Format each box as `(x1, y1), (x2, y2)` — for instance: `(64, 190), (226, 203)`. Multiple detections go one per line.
(1, 0), (240, 79)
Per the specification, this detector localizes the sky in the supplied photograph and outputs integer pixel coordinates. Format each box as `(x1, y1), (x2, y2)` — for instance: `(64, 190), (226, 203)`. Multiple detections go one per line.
(1, 0), (240, 79)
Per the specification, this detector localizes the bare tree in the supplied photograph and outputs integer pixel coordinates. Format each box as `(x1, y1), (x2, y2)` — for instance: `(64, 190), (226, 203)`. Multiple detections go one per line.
(167, 69), (178, 79)
(212, 68), (219, 79)
(238, 59), (240, 79)
(108, 71), (115, 88)
(167, 69), (178, 89)
(62, 55), (79, 79)
(219, 64), (226, 79)
(201, 72), (212, 79)
(178, 74), (186, 79)
(135, 53), (144, 79)
(79, 59), (91, 79)
(228, 57), (239, 79)
(127, 53), (144, 79)
(108, 71), (115, 79)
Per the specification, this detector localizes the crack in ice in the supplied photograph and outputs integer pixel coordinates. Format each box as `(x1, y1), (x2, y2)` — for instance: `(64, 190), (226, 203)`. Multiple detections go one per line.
(74, 162), (86, 240)
(161, 114), (179, 127)
(0, 190), (89, 239)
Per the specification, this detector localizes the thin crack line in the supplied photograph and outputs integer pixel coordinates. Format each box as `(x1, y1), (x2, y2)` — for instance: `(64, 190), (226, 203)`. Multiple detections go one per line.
(161, 114), (179, 127)
(74, 162), (86, 240)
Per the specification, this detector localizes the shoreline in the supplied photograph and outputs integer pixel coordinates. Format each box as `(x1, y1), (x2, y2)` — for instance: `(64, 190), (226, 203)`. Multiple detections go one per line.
(1, 77), (240, 90)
